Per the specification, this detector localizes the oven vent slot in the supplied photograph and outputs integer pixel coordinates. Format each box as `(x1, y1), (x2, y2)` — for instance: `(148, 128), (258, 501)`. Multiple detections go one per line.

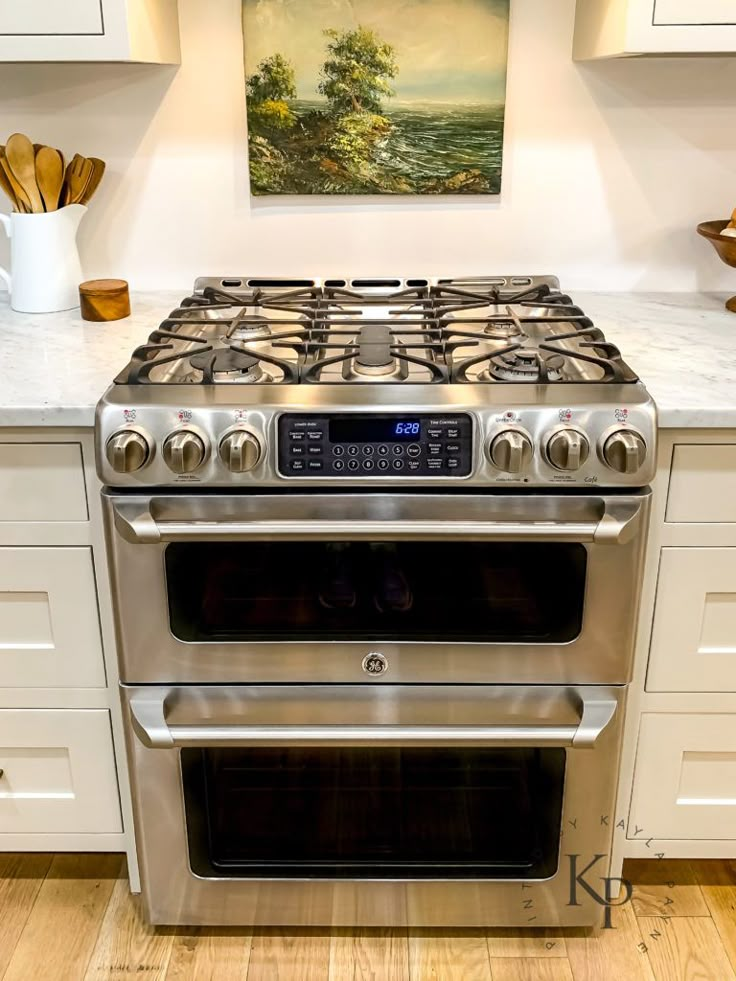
(246, 279), (317, 288)
(350, 279), (402, 288)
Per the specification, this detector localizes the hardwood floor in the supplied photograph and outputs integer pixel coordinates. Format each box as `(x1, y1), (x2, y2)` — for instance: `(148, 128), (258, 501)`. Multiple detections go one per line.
(1, 858), (735, 980)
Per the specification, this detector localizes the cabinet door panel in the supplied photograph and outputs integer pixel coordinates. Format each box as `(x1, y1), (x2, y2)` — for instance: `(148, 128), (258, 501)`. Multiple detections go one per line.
(0, 548), (105, 688)
(647, 548), (736, 692)
(0, 444), (87, 522)
(654, 0), (736, 26)
(0, 0), (103, 35)
(630, 714), (736, 840)
(0, 710), (121, 833)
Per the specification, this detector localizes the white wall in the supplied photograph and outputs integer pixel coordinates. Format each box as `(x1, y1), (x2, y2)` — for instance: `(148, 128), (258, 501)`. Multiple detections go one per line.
(1, 0), (736, 291)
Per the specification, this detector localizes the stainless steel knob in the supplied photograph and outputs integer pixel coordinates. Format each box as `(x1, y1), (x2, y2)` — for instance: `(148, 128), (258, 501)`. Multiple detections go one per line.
(219, 430), (262, 473)
(162, 431), (207, 474)
(106, 431), (150, 474)
(546, 429), (590, 472)
(602, 430), (647, 475)
(489, 430), (533, 473)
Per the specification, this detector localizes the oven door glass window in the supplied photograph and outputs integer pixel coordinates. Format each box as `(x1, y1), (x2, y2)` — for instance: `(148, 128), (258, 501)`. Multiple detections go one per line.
(182, 746), (565, 880)
(166, 542), (586, 644)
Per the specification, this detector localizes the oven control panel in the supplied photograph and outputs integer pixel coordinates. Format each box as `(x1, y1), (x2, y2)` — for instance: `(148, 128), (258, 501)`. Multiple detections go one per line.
(277, 414), (474, 478)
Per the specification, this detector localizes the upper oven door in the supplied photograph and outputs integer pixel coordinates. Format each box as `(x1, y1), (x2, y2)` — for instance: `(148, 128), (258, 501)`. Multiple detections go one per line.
(104, 490), (650, 685)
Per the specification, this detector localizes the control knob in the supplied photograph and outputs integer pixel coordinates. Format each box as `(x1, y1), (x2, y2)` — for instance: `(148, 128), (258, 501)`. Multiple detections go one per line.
(106, 430), (150, 474)
(488, 430), (533, 473)
(219, 430), (262, 473)
(602, 430), (647, 475)
(546, 429), (590, 472)
(162, 430), (207, 474)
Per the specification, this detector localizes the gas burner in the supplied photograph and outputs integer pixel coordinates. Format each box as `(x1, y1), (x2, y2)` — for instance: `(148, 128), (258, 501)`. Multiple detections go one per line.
(227, 317), (273, 344)
(189, 347), (268, 385)
(485, 349), (565, 383)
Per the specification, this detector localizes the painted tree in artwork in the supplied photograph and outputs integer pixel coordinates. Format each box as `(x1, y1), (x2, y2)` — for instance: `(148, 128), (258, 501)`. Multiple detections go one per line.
(318, 26), (398, 115)
(247, 53), (297, 103)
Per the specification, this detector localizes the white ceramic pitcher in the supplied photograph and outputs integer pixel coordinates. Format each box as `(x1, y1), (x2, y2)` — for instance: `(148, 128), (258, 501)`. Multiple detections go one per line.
(0, 204), (86, 313)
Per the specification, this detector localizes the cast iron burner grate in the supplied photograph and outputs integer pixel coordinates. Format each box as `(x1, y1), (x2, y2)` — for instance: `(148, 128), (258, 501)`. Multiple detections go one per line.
(113, 280), (639, 386)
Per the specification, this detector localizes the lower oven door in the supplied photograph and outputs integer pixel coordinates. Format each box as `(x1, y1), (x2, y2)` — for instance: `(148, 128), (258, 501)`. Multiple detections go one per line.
(122, 683), (625, 927)
(106, 490), (650, 686)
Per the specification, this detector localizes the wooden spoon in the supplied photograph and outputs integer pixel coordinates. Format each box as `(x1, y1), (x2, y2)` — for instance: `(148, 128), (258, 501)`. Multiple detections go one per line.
(35, 146), (64, 212)
(0, 148), (30, 213)
(61, 153), (93, 206)
(0, 151), (21, 211)
(79, 157), (106, 205)
(6, 133), (44, 213)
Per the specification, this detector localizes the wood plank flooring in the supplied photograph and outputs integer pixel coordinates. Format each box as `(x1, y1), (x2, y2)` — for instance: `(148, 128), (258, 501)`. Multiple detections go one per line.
(1, 857), (735, 980)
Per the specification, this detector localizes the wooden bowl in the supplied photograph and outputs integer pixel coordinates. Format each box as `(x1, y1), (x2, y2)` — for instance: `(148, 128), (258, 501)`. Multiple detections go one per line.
(697, 220), (736, 312)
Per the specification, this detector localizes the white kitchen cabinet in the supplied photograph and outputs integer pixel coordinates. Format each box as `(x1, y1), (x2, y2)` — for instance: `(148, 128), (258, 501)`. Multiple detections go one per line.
(0, 0), (180, 63)
(666, 445), (736, 524)
(0, 709), (121, 834)
(630, 714), (736, 840)
(574, 0), (736, 58)
(0, 548), (105, 689)
(0, 443), (88, 522)
(647, 548), (736, 693)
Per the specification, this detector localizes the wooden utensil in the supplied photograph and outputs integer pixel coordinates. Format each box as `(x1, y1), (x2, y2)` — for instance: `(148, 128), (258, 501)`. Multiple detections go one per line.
(0, 150), (22, 211)
(79, 157), (106, 205)
(35, 146), (64, 212)
(6, 133), (44, 213)
(0, 148), (30, 213)
(61, 153), (93, 206)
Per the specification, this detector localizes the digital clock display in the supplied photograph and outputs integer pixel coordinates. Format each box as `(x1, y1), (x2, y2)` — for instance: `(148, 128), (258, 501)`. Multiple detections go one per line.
(329, 417), (422, 443)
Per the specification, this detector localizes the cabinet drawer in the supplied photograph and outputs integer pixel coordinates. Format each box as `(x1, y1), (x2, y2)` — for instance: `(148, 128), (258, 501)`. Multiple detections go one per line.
(630, 714), (736, 840)
(0, 0), (103, 35)
(647, 548), (736, 692)
(0, 444), (87, 522)
(0, 548), (105, 688)
(0, 710), (121, 834)
(666, 445), (736, 523)
(654, 0), (736, 26)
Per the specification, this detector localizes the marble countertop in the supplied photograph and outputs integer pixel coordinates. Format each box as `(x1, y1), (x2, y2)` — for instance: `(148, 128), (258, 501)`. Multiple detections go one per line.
(0, 291), (734, 429)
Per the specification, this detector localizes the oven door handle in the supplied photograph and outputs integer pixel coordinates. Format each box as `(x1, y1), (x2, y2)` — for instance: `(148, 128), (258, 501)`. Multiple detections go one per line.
(112, 500), (642, 546)
(128, 691), (618, 751)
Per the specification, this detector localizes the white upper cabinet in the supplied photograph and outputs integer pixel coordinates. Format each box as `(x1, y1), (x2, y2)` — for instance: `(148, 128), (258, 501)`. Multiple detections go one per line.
(0, 0), (180, 63)
(574, 0), (736, 58)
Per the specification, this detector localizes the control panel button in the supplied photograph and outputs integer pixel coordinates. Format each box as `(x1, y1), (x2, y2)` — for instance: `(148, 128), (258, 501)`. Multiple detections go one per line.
(348, 459), (360, 471)
(446, 428), (460, 439)
(308, 445), (324, 456)
(333, 459), (346, 472)
(348, 445), (360, 456)
(307, 431), (323, 441)
(290, 459), (305, 473)
(163, 430), (207, 475)
(427, 428), (442, 439)
(106, 430), (151, 474)
(488, 430), (533, 474)
(363, 459), (375, 472)
(378, 459), (390, 471)
(445, 443), (461, 455)
(289, 432), (305, 442)
(333, 445), (345, 457)
(290, 445), (305, 457)
(427, 459), (443, 471)
(427, 443), (442, 457)
(392, 459), (405, 471)
(408, 460), (421, 472)
(392, 445), (404, 456)
(378, 445), (390, 456)
(446, 458), (461, 471)
(407, 444), (422, 458)
(363, 445), (375, 456)
(307, 460), (324, 471)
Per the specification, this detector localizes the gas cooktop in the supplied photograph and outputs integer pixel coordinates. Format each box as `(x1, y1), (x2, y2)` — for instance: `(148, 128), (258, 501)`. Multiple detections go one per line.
(97, 275), (656, 490)
(114, 276), (638, 387)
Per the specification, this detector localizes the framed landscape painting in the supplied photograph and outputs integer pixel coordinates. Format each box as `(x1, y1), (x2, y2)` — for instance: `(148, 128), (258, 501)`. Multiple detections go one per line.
(242, 0), (510, 196)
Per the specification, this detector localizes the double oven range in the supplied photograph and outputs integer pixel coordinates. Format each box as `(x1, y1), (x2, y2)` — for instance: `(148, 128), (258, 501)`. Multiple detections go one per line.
(96, 276), (655, 927)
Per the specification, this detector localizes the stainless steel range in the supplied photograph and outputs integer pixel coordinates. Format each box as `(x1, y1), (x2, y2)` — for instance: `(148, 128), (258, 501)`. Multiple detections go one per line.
(97, 276), (655, 928)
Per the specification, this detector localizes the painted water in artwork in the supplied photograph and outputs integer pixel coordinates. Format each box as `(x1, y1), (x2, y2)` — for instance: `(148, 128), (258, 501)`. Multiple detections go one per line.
(242, 0), (510, 195)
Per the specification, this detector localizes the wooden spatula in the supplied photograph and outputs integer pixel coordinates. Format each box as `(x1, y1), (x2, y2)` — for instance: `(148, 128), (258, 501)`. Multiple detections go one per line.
(79, 157), (106, 205)
(61, 154), (93, 206)
(6, 133), (44, 213)
(35, 146), (64, 212)
(0, 147), (30, 213)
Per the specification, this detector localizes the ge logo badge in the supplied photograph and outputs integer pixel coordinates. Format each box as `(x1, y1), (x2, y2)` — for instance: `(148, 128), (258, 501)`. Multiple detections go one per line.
(362, 653), (388, 676)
